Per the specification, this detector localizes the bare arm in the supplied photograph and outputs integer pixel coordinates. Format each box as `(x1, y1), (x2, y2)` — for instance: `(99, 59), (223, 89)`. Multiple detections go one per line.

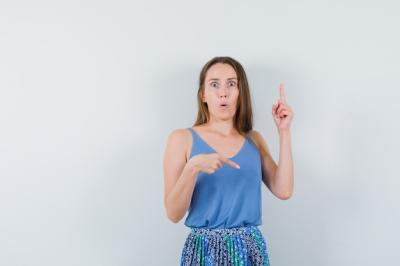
(269, 82), (294, 199)
(274, 129), (294, 199)
(249, 129), (294, 200)
(163, 129), (199, 223)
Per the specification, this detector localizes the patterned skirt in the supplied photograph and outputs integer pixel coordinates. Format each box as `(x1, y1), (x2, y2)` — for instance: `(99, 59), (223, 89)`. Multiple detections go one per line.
(180, 225), (270, 266)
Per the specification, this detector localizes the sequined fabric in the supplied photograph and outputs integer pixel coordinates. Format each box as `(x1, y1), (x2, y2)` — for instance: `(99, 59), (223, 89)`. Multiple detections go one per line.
(180, 225), (270, 266)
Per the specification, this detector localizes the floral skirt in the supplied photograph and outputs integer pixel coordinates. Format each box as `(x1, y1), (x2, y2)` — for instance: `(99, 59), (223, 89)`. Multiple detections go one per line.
(180, 225), (270, 266)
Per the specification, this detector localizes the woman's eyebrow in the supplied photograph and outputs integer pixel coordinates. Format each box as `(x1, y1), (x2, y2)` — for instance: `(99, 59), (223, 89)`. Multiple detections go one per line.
(207, 77), (237, 81)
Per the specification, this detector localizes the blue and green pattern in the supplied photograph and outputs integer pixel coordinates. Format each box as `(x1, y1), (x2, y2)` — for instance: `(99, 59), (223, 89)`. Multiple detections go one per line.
(180, 225), (270, 266)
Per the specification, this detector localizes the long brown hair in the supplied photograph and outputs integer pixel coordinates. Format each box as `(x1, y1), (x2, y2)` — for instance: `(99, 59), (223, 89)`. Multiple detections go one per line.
(193, 56), (254, 136)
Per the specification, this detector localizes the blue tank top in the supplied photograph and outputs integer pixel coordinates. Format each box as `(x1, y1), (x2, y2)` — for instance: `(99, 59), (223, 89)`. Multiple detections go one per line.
(184, 127), (263, 229)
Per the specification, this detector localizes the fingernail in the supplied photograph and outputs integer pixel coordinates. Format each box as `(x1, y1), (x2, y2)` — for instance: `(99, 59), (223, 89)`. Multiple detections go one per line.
(236, 165), (240, 169)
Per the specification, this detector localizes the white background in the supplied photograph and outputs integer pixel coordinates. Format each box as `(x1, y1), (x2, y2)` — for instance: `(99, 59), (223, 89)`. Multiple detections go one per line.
(1, 0), (399, 265)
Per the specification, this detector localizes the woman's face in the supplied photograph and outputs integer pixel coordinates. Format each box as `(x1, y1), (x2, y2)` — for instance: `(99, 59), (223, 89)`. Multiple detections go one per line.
(202, 63), (239, 120)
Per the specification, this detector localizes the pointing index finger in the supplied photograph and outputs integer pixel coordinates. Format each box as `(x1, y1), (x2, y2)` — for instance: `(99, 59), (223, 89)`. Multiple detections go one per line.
(279, 82), (286, 104)
(219, 155), (240, 169)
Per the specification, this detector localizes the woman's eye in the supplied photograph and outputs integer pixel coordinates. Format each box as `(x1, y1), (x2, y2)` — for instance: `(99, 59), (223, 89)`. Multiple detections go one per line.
(211, 82), (218, 88)
(229, 81), (236, 86)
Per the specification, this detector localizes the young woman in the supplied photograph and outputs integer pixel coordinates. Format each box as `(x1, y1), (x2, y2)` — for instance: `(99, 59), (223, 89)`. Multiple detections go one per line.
(163, 56), (294, 265)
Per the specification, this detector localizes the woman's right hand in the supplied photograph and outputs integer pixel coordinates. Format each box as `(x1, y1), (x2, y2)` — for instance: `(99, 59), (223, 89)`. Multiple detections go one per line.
(189, 153), (240, 174)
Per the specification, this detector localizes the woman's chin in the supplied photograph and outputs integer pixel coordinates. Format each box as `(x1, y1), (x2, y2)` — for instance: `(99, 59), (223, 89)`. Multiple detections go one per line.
(217, 113), (234, 120)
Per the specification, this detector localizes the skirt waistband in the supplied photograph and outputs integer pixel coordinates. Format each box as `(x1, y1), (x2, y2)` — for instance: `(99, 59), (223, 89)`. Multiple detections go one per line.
(189, 225), (259, 237)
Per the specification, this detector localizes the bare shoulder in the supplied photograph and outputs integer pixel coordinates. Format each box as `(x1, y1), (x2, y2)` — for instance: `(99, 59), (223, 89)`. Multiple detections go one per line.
(247, 129), (270, 157)
(165, 128), (192, 162)
(247, 129), (264, 146)
(163, 128), (192, 207)
(166, 128), (190, 143)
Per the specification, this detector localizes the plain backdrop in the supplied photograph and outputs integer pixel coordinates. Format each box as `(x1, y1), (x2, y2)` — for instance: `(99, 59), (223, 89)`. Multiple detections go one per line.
(1, 0), (399, 265)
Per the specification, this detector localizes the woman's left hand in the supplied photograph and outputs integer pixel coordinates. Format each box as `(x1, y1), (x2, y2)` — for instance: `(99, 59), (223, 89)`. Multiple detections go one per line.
(272, 82), (294, 133)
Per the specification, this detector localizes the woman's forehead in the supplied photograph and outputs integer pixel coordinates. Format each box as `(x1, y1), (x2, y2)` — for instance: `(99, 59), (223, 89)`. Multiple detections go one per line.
(206, 64), (237, 81)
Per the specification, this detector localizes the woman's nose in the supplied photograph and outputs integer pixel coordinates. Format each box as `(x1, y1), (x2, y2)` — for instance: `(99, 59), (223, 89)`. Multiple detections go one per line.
(219, 92), (227, 98)
(218, 86), (229, 96)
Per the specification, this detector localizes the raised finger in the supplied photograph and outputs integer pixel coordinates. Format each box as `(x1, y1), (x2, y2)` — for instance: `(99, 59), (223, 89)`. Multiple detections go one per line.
(279, 83), (286, 104)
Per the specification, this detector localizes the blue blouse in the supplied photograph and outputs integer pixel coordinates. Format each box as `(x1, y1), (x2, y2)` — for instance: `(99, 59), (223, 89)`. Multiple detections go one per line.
(184, 127), (263, 229)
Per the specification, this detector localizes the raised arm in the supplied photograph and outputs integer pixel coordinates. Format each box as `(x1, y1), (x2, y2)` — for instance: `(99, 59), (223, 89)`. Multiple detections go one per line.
(249, 129), (293, 200)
